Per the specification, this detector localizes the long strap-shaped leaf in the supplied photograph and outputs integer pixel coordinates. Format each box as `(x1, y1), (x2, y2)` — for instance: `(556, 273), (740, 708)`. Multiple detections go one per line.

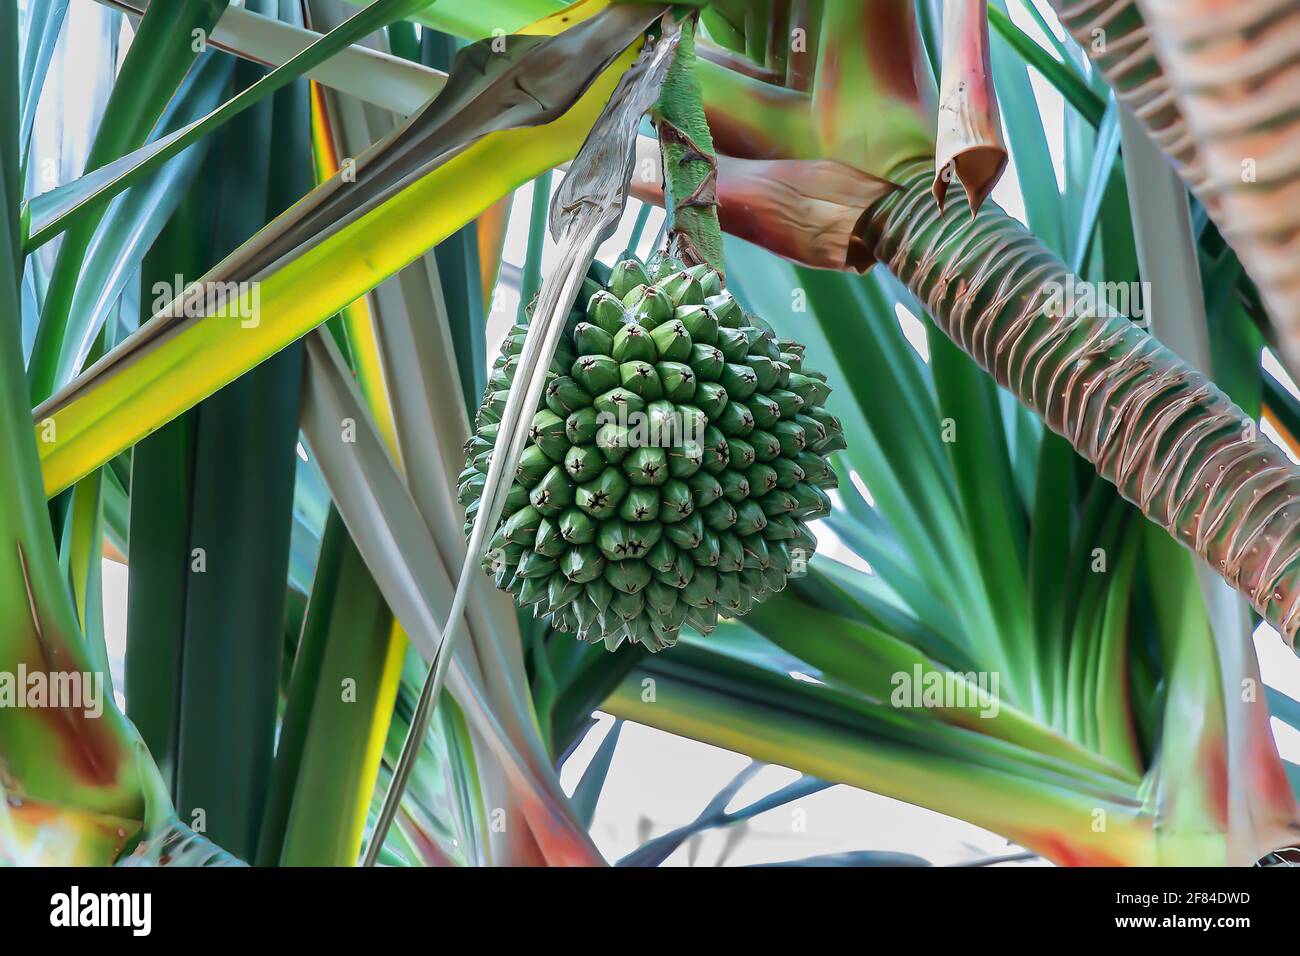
(362, 14), (682, 866)
(299, 9), (635, 866)
(123, 0), (904, 275)
(24, 0), (428, 250)
(305, 45), (497, 863)
(34, 6), (655, 498)
(18, 0), (71, 165)
(96, 0), (439, 116)
(0, 1), (221, 866)
(364, 257), (566, 863)
(54, 52), (231, 399)
(28, 0), (226, 405)
(300, 331), (602, 863)
(1118, 108), (1298, 862)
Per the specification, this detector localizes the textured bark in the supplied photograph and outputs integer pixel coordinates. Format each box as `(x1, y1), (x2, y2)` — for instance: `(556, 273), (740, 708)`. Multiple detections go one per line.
(1135, 0), (1300, 378)
(1045, 0), (1217, 214)
(864, 162), (1300, 648)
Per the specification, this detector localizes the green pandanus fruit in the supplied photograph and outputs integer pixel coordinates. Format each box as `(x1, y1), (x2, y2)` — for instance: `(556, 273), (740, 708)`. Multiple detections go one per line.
(864, 161), (1300, 648)
(458, 255), (843, 652)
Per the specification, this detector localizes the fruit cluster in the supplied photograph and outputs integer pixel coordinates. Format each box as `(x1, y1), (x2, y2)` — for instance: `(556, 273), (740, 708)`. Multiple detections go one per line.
(459, 254), (843, 651)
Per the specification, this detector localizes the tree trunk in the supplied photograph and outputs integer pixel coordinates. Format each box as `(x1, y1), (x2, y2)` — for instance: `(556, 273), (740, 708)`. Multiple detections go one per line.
(1046, 0), (1216, 212)
(864, 161), (1300, 650)
(1049, 0), (1300, 377)
(1135, 0), (1300, 374)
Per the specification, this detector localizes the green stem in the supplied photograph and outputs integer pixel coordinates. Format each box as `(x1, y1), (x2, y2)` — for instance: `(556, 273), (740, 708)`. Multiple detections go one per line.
(625, 203), (653, 258)
(517, 170), (552, 321)
(654, 15), (725, 274)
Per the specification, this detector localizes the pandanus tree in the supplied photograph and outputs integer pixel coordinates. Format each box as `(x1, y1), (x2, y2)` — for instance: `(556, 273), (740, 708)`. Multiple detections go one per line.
(4, 0), (1300, 866)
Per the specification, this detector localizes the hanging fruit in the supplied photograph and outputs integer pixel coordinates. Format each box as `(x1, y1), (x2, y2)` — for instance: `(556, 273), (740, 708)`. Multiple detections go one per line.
(459, 13), (844, 652)
(459, 253), (844, 651)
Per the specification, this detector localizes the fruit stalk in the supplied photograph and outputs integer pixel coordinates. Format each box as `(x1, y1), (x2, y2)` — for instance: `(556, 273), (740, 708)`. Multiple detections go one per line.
(654, 14), (725, 275)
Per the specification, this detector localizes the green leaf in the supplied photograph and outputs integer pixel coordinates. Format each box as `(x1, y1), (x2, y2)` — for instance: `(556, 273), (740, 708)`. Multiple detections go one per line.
(17, 0), (70, 165)
(260, 508), (401, 866)
(927, 321), (1032, 693)
(605, 643), (1148, 864)
(987, 0), (1065, 254)
(140, 27), (305, 861)
(53, 53), (230, 395)
(988, 4), (1104, 127)
(0, 0), (159, 863)
(27, 0), (231, 404)
(1068, 97), (1120, 275)
(24, 0), (430, 254)
(517, 170), (552, 322)
(36, 11), (649, 497)
(569, 718), (622, 828)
